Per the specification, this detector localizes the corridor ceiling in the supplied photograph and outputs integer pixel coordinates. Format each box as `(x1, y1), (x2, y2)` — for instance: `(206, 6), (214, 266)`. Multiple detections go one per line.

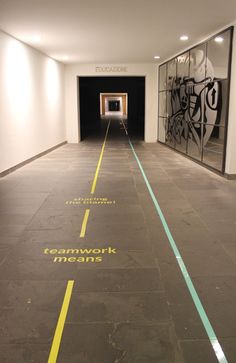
(0, 0), (236, 64)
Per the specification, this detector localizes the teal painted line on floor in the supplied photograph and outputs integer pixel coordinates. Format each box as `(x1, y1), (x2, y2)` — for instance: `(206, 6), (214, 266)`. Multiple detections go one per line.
(128, 138), (228, 363)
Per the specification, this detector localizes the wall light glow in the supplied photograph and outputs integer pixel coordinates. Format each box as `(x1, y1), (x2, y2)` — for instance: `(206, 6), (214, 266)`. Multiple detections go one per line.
(5, 39), (32, 120)
(53, 54), (69, 62)
(31, 34), (41, 43)
(154, 55), (160, 59)
(45, 58), (60, 106)
(21, 34), (42, 44)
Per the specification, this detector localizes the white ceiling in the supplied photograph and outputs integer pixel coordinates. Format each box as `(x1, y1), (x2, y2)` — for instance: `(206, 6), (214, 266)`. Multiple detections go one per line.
(0, 0), (236, 64)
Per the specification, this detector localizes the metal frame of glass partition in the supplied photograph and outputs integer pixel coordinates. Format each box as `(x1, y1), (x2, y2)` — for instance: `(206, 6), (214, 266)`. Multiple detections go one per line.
(158, 26), (233, 174)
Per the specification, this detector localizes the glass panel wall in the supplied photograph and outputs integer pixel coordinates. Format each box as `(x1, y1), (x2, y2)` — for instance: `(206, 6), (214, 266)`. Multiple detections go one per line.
(158, 64), (167, 143)
(158, 27), (232, 173)
(159, 63), (167, 91)
(190, 44), (206, 81)
(167, 59), (177, 89)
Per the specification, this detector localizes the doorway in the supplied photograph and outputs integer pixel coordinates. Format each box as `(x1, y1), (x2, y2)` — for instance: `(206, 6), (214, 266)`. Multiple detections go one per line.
(100, 93), (128, 118)
(78, 76), (145, 140)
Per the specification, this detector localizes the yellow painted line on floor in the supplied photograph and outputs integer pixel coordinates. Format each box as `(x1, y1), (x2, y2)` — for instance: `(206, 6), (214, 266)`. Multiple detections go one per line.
(80, 209), (90, 238)
(48, 280), (74, 363)
(90, 120), (111, 194)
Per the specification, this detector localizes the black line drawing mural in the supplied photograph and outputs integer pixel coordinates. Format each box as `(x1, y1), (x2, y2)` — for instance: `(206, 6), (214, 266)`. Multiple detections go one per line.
(165, 49), (222, 156)
(159, 28), (232, 172)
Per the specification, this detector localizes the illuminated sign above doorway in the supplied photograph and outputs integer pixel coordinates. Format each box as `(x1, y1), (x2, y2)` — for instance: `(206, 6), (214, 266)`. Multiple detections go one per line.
(95, 66), (127, 73)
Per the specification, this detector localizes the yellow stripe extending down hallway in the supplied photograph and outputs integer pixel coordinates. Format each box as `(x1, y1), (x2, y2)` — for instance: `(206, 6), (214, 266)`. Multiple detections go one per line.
(48, 280), (74, 363)
(47, 122), (110, 361)
(80, 209), (90, 238)
(90, 120), (111, 194)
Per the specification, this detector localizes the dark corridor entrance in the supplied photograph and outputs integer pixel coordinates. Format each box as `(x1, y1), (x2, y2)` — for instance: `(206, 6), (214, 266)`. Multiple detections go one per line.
(78, 76), (145, 140)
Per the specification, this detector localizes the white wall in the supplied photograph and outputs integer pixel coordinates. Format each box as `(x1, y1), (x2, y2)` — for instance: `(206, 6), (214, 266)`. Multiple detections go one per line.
(65, 63), (158, 143)
(0, 31), (66, 173)
(225, 24), (236, 175)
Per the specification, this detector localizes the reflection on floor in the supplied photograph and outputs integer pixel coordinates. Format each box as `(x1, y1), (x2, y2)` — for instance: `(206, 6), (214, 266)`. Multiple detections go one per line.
(165, 133), (225, 171)
(0, 119), (236, 363)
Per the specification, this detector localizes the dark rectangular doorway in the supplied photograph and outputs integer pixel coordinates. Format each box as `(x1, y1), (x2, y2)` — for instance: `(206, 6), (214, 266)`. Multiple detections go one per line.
(108, 100), (120, 112)
(78, 76), (145, 140)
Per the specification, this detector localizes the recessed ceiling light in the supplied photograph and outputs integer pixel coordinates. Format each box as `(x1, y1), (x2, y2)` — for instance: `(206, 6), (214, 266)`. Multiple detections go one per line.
(180, 35), (189, 41)
(154, 55), (160, 59)
(215, 36), (224, 43)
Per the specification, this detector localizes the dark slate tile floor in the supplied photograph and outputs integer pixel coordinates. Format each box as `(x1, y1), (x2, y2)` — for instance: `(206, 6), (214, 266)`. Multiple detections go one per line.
(0, 119), (236, 362)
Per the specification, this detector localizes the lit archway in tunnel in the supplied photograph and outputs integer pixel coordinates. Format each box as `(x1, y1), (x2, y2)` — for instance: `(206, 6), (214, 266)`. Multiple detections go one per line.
(100, 93), (128, 118)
